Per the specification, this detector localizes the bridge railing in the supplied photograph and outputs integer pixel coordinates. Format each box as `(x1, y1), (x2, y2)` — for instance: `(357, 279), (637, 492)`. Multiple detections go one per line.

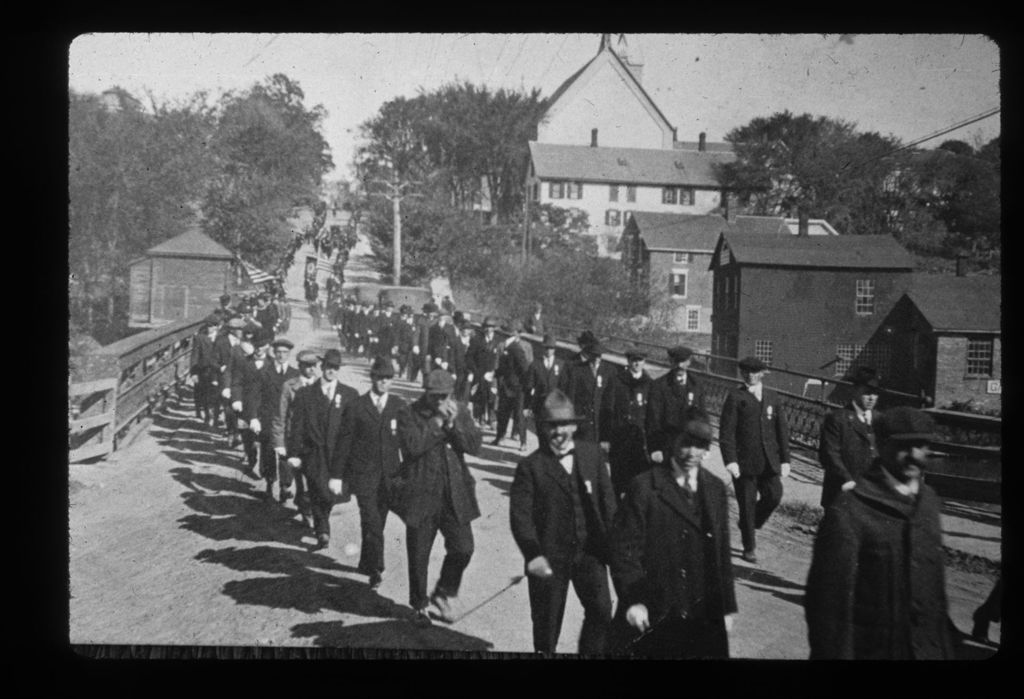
(69, 317), (205, 462)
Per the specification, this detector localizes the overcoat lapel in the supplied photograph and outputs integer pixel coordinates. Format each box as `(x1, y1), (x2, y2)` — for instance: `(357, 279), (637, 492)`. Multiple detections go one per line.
(540, 453), (574, 498)
(652, 467), (702, 531)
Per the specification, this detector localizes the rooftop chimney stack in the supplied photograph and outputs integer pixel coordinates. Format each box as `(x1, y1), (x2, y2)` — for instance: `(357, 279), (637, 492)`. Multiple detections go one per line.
(798, 211), (809, 237)
(591, 128), (598, 147)
(698, 132), (707, 152)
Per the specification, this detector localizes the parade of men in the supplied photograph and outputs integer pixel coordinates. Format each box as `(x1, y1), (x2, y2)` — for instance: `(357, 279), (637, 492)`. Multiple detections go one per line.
(818, 366), (882, 509)
(804, 407), (955, 659)
(510, 389), (617, 655)
(336, 356), (407, 589)
(718, 356), (791, 564)
(609, 410), (736, 658)
(394, 369), (483, 627)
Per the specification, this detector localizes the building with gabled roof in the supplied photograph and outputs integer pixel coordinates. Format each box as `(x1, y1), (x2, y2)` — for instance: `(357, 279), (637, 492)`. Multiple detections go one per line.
(878, 274), (1002, 410)
(708, 231), (916, 395)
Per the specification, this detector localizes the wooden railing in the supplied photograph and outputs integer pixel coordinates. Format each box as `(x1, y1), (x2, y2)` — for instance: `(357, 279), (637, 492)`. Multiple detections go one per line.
(68, 317), (205, 462)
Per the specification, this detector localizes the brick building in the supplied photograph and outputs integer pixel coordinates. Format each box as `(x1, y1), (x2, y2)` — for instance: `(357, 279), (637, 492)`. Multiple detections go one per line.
(879, 275), (1002, 411)
(708, 232), (916, 395)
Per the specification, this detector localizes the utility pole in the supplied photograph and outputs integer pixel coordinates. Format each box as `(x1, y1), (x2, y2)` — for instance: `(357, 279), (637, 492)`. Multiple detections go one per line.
(372, 177), (420, 287)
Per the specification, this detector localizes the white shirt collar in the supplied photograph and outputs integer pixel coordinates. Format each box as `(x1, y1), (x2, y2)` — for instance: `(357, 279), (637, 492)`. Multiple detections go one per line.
(747, 383), (763, 400)
(852, 402), (872, 424)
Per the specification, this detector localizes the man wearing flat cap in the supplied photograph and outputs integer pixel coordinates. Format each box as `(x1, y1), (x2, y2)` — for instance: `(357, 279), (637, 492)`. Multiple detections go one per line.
(245, 336), (299, 501)
(818, 366), (882, 509)
(646, 345), (705, 467)
(287, 348), (359, 550)
(394, 369), (483, 627)
(492, 320), (531, 450)
(189, 316), (222, 426)
(510, 389), (617, 655)
(804, 406), (954, 659)
(609, 409), (736, 658)
(718, 356), (791, 564)
(274, 349), (321, 529)
(606, 346), (655, 498)
(467, 316), (501, 426)
(558, 331), (618, 447)
(335, 356), (408, 590)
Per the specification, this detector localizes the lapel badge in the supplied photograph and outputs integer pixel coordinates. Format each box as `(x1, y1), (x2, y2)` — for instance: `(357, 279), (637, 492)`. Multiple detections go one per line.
(687, 392), (694, 404)
(584, 479), (593, 494)
(554, 365), (559, 376)
(636, 391), (644, 406)
(334, 394), (342, 408)
(597, 376), (603, 388)
(390, 418), (398, 433)
(766, 405), (773, 420)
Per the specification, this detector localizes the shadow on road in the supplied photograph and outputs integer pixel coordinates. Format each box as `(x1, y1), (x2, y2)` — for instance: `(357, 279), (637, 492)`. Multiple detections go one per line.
(733, 562), (805, 607)
(290, 618), (494, 651)
(481, 477), (512, 497)
(942, 500), (1001, 527)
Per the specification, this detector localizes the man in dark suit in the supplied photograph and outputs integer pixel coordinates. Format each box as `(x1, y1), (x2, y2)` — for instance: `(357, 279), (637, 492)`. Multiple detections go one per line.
(413, 302), (439, 381)
(510, 389), (617, 655)
(492, 321), (531, 450)
(524, 302), (546, 336)
(818, 367), (881, 509)
(609, 410), (737, 658)
(467, 316), (501, 426)
(189, 317), (221, 425)
(557, 331), (617, 447)
(718, 356), (791, 564)
(254, 293), (279, 340)
(606, 346), (654, 498)
(245, 337), (299, 501)
(237, 330), (272, 478)
(287, 348), (359, 550)
(427, 311), (457, 374)
(526, 334), (564, 418)
(273, 349), (321, 529)
(215, 316), (246, 446)
(646, 345), (705, 466)
(335, 356), (407, 590)
(394, 369), (483, 627)
(395, 305), (416, 378)
(451, 311), (475, 403)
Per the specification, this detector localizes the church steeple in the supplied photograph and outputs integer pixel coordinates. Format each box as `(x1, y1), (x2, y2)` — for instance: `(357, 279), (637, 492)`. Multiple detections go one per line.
(599, 34), (644, 85)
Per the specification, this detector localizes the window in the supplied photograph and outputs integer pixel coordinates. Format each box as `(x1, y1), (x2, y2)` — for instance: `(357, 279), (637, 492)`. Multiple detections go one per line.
(855, 279), (875, 315)
(567, 182), (583, 200)
(605, 209), (621, 226)
(679, 187), (695, 206)
(835, 343), (892, 377)
(966, 338), (994, 377)
(549, 181), (564, 199)
(673, 252), (693, 264)
(609, 185), (619, 202)
(662, 187), (678, 204)
(755, 340), (773, 365)
(626, 185), (637, 203)
(686, 307), (700, 331)
(670, 271), (687, 297)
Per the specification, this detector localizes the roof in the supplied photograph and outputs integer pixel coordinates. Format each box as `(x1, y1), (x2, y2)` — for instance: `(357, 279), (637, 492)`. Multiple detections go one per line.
(673, 140), (735, 153)
(530, 142), (734, 187)
(730, 216), (789, 236)
(711, 232), (916, 270)
(631, 212), (727, 252)
(906, 274), (1002, 333)
(146, 228), (234, 260)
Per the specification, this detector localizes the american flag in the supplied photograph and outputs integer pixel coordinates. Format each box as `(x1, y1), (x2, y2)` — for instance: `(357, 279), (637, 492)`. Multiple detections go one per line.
(239, 259), (276, 285)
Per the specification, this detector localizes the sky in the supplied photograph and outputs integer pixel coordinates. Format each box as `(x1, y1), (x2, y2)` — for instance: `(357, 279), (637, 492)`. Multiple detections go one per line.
(68, 33), (1002, 180)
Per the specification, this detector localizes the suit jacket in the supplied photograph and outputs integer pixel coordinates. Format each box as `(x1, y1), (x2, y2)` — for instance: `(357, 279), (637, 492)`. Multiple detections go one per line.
(495, 339), (530, 398)
(255, 305), (279, 334)
(610, 465), (737, 622)
(394, 397), (482, 526)
(190, 333), (219, 375)
(645, 371), (706, 458)
(428, 322), (456, 369)
(818, 406), (880, 508)
(718, 384), (791, 476)
(557, 358), (618, 443)
(244, 362), (299, 425)
(804, 465), (954, 660)
(227, 348), (255, 406)
(526, 356), (564, 414)
(336, 391), (407, 497)
(288, 380), (360, 496)
(509, 441), (617, 571)
(524, 314), (546, 336)
(467, 332), (501, 379)
(272, 374), (315, 450)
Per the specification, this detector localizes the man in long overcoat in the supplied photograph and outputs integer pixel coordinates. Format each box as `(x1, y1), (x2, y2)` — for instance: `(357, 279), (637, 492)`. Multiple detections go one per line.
(334, 356), (407, 589)
(526, 334), (564, 417)
(718, 356), (791, 564)
(645, 345), (705, 465)
(510, 389), (617, 655)
(273, 349), (320, 528)
(189, 317), (221, 425)
(394, 369), (483, 627)
(557, 331), (617, 447)
(287, 348), (359, 550)
(605, 346), (654, 498)
(804, 407), (955, 659)
(215, 316), (246, 445)
(467, 316), (501, 425)
(492, 321), (531, 450)
(818, 367), (882, 509)
(609, 411), (737, 658)
(245, 337), (299, 501)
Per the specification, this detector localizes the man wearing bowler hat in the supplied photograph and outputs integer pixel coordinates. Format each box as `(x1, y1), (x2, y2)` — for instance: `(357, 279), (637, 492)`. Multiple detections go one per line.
(467, 315), (501, 426)
(526, 334), (564, 419)
(818, 366), (882, 509)
(274, 349), (321, 528)
(646, 345), (705, 467)
(394, 369), (482, 627)
(609, 409), (737, 658)
(804, 406), (955, 659)
(510, 389), (617, 655)
(215, 315), (247, 446)
(245, 336), (299, 501)
(334, 356), (408, 590)
(287, 348), (359, 550)
(718, 356), (791, 564)
(558, 331), (618, 447)
(605, 345), (655, 498)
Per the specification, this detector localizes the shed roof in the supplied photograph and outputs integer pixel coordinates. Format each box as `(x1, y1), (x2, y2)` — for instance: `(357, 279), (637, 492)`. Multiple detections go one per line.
(906, 274), (1002, 333)
(711, 232), (916, 270)
(146, 228), (234, 260)
(631, 211), (727, 252)
(530, 142), (734, 187)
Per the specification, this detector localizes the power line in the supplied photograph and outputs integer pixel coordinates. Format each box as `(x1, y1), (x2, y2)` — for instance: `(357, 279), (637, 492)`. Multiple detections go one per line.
(538, 34), (571, 86)
(487, 36), (511, 84)
(501, 35), (530, 84)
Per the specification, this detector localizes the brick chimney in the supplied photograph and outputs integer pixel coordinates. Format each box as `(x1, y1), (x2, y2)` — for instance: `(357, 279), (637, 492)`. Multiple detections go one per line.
(698, 132), (707, 152)
(591, 128), (598, 147)
(797, 211), (810, 237)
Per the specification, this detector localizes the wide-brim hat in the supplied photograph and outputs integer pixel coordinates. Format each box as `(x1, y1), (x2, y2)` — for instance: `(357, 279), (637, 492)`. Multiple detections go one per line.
(253, 329), (273, 348)
(541, 334), (558, 349)
(424, 369), (455, 394)
(453, 311), (467, 327)
(369, 356), (395, 378)
(577, 330), (604, 356)
(667, 345), (693, 363)
(537, 389), (585, 424)
(847, 366), (882, 392)
(737, 356), (768, 372)
(875, 406), (937, 444)
(322, 348), (343, 368)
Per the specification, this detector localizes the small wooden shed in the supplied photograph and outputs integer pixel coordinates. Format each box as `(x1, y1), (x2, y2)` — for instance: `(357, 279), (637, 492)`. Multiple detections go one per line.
(128, 228), (246, 328)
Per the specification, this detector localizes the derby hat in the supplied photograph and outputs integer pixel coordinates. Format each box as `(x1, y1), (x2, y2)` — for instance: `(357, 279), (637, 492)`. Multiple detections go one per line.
(424, 369), (455, 394)
(541, 334), (558, 349)
(321, 348), (343, 369)
(848, 366), (882, 392)
(875, 406), (938, 444)
(667, 346), (694, 363)
(737, 356), (768, 372)
(369, 356), (395, 378)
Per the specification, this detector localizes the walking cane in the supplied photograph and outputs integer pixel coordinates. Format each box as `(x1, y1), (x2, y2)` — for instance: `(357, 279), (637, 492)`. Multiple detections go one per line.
(448, 575), (525, 625)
